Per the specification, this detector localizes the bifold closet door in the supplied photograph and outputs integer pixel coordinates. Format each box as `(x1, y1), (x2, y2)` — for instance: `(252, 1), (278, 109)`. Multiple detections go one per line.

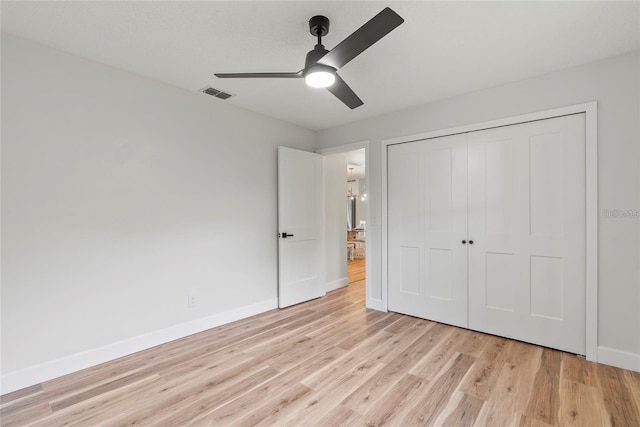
(387, 113), (586, 355)
(387, 134), (468, 328)
(467, 114), (586, 355)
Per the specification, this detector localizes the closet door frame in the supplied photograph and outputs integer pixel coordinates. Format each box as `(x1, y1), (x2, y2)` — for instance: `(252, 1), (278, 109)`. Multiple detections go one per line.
(381, 102), (598, 362)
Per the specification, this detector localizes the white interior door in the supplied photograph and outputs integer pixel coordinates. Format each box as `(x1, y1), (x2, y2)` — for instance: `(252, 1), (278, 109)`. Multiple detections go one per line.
(467, 114), (586, 354)
(387, 134), (469, 327)
(278, 147), (324, 308)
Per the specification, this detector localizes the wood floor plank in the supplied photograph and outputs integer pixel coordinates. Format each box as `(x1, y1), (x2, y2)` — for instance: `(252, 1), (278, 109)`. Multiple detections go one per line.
(558, 378), (610, 426)
(3, 258), (640, 426)
(0, 383), (43, 405)
(474, 340), (541, 427)
(561, 353), (596, 386)
(623, 368), (640, 413)
(49, 368), (158, 412)
(411, 353), (476, 424)
(30, 374), (163, 427)
(402, 353), (477, 425)
(524, 348), (563, 426)
(382, 313), (424, 335)
(519, 414), (555, 427)
(451, 328), (488, 358)
(596, 362), (640, 426)
(305, 310), (369, 343)
(193, 345), (346, 425)
(0, 402), (52, 427)
(231, 382), (313, 427)
(334, 312), (401, 350)
(437, 391), (485, 427)
(340, 322), (446, 413)
(358, 373), (429, 426)
(275, 357), (387, 426)
(145, 366), (280, 426)
(408, 326), (461, 380)
(310, 404), (360, 427)
(106, 355), (273, 426)
(459, 335), (512, 400)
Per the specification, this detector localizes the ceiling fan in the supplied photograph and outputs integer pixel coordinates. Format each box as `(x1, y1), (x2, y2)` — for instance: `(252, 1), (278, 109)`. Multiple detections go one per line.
(214, 7), (404, 109)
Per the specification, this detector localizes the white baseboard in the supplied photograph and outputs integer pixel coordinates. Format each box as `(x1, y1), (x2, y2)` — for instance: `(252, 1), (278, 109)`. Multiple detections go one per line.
(597, 346), (640, 373)
(1, 298), (278, 395)
(324, 277), (348, 292)
(366, 298), (384, 311)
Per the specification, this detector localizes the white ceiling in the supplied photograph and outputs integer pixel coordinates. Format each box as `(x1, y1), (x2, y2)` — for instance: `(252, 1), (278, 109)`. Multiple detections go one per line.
(2, 1), (639, 131)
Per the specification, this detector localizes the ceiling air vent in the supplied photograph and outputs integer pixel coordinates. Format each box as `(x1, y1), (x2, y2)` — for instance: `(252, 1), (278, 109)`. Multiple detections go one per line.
(201, 86), (234, 100)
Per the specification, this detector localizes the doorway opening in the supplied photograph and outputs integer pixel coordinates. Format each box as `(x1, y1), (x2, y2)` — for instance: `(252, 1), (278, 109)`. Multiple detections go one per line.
(319, 143), (369, 306)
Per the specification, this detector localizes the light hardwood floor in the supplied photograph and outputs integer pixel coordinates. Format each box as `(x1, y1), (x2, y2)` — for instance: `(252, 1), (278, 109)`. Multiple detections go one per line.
(2, 258), (640, 426)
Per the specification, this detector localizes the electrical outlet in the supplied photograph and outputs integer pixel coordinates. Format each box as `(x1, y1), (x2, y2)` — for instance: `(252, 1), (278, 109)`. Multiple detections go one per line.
(188, 295), (197, 308)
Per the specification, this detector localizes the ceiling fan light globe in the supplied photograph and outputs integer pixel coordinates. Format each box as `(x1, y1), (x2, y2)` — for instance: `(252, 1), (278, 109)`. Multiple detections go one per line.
(305, 69), (335, 88)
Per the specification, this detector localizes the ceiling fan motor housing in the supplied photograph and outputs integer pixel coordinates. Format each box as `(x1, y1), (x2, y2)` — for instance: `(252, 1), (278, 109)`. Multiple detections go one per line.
(305, 45), (331, 70)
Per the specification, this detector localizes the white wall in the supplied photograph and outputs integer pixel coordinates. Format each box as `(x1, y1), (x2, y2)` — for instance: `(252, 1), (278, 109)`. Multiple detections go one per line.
(322, 153), (348, 291)
(316, 51), (640, 371)
(0, 34), (315, 392)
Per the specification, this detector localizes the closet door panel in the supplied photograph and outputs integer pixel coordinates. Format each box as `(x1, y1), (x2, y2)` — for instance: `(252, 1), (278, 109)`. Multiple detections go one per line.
(423, 139), (468, 327)
(468, 114), (586, 355)
(388, 134), (468, 327)
(388, 143), (424, 317)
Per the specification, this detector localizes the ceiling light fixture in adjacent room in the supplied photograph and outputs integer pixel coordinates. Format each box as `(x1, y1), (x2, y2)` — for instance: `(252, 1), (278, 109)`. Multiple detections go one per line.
(348, 167), (358, 200)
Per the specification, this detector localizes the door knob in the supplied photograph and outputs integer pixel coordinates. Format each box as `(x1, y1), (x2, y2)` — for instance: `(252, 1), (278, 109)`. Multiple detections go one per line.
(280, 233), (294, 238)
(461, 240), (467, 244)
(469, 240), (474, 245)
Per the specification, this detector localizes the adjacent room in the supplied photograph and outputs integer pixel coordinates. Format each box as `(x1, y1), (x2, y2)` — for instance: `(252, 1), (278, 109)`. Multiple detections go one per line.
(2, 1), (639, 425)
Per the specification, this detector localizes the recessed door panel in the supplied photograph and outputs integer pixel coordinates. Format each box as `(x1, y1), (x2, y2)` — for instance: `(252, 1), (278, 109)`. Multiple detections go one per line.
(429, 248), (452, 300)
(399, 246), (420, 295)
(428, 148), (453, 233)
(530, 255), (564, 320)
(485, 139), (514, 236)
(530, 133), (564, 237)
(485, 252), (516, 311)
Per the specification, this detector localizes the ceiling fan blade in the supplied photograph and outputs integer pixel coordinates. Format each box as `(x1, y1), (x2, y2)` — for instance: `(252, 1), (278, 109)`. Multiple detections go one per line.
(317, 7), (404, 70)
(326, 74), (363, 109)
(214, 72), (303, 78)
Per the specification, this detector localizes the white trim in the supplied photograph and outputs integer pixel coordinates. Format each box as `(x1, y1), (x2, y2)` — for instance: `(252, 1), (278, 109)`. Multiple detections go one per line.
(584, 102), (599, 362)
(317, 141), (369, 155)
(597, 346), (640, 373)
(325, 277), (349, 292)
(381, 102), (598, 362)
(381, 137), (389, 312)
(383, 103), (597, 146)
(317, 141), (375, 310)
(367, 298), (384, 311)
(0, 298), (278, 395)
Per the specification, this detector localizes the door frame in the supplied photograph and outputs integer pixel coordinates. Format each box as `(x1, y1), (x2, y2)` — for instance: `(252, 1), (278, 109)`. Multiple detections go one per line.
(381, 102), (598, 361)
(316, 141), (372, 308)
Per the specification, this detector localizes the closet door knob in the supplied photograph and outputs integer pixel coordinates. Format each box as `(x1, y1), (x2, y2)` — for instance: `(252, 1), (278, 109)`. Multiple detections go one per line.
(469, 240), (474, 245)
(461, 240), (467, 244)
